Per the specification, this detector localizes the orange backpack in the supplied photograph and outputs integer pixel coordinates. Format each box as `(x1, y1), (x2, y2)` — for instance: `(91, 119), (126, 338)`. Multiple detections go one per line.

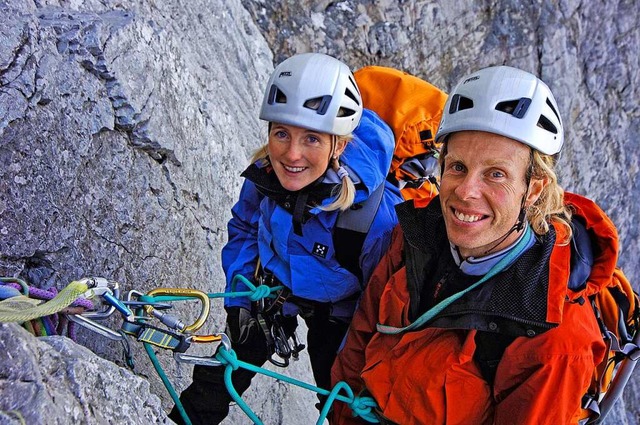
(580, 268), (640, 423)
(334, 67), (448, 280)
(354, 66), (448, 202)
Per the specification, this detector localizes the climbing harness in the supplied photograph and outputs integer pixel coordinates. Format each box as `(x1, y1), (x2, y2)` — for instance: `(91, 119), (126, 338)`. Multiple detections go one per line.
(255, 270), (306, 367)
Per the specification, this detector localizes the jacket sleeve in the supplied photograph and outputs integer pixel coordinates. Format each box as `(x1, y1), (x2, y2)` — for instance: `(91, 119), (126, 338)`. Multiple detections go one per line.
(331, 225), (405, 424)
(221, 180), (263, 309)
(493, 298), (607, 425)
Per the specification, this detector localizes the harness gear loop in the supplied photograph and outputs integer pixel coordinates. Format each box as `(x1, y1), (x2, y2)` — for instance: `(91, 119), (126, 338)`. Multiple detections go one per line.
(255, 269), (306, 367)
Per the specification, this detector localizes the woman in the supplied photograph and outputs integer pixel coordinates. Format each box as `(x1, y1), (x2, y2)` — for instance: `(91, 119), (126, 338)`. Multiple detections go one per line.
(331, 66), (620, 424)
(170, 53), (402, 425)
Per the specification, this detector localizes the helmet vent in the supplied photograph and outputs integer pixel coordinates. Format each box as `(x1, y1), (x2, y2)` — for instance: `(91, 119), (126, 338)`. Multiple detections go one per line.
(536, 115), (558, 134)
(348, 74), (361, 95)
(495, 98), (532, 118)
(337, 107), (356, 117)
(303, 95), (332, 115)
(546, 98), (561, 123)
(267, 85), (287, 105)
(344, 87), (360, 106)
(449, 94), (474, 114)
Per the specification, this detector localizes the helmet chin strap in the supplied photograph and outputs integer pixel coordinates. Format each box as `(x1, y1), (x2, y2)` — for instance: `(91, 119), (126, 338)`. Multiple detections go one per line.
(481, 203), (527, 256)
(328, 135), (338, 170)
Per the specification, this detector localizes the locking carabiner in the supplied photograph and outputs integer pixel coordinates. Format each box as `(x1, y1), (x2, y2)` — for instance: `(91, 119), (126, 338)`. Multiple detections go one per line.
(144, 287), (210, 333)
(79, 277), (132, 320)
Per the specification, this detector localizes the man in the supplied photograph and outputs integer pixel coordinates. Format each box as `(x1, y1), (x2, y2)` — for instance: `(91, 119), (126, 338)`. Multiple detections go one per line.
(331, 65), (621, 424)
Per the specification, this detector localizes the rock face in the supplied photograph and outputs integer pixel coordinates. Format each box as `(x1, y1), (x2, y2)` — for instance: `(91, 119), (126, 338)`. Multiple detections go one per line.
(1, 0), (639, 424)
(0, 323), (167, 424)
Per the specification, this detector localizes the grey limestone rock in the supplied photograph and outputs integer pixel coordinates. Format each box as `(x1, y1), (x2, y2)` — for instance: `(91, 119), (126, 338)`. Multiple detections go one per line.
(2, 0), (639, 424)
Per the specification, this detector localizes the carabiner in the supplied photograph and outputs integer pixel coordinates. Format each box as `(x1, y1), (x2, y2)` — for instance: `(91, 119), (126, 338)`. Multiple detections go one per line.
(67, 313), (125, 341)
(144, 288), (210, 333)
(79, 277), (124, 320)
(189, 334), (223, 344)
(174, 333), (231, 367)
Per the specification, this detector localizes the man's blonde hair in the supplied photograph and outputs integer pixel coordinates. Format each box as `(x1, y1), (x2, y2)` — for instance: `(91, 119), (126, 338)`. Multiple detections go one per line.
(527, 150), (573, 243)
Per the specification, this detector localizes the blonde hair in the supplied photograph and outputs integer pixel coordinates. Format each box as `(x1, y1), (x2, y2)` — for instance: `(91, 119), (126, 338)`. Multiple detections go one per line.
(526, 150), (573, 243)
(250, 134), (356, 212)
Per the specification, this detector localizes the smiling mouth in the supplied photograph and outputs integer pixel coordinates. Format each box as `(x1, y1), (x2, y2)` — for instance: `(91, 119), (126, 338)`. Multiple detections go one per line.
(283, 164), (306, 173)
(453, 208), (486, 223)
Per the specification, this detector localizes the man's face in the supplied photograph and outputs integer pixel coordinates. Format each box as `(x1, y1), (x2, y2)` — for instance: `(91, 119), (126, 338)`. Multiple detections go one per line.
(439, 131), (543, 259)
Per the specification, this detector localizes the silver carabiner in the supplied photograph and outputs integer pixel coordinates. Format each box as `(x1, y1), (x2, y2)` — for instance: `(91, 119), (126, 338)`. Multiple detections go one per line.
(173, 333), (232, 367)
(79, 277), (121, 320)
(67, 313), (125, 341)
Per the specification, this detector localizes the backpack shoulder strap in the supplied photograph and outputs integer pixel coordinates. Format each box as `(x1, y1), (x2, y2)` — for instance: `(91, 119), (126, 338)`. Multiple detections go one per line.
(336, 181), (385, 234)
(333, 182), (385, 283)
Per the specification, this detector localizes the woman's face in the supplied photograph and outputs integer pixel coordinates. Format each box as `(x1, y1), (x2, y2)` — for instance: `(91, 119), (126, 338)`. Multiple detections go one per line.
(268, 123), (345, 192)
(439, 131), (546, 259)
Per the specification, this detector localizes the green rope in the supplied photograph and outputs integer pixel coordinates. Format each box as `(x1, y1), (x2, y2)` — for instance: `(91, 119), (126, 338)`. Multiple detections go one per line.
(0, 280), (89, 323)
(0, 274), (372, 424)
(0, 409), (26, 425)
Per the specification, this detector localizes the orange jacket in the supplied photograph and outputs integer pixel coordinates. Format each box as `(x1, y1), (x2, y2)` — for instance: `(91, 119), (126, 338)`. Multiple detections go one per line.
(331, 192), (618, 425)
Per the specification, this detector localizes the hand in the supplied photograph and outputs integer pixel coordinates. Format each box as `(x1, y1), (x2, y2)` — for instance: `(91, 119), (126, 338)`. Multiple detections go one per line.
(225, 307), (259, 345)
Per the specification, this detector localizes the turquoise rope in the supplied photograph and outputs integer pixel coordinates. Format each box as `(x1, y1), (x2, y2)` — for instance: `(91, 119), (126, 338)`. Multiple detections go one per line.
(137, 275), (281, 425)
(136, 275), (378, 424)
(140, 275), (282, 304)
(377, 225), (533, 334)
(144, 342), (192, 425)
(214, 345), (380, 424)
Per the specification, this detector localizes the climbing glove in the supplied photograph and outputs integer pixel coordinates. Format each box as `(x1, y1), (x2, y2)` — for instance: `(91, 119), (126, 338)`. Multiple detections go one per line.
(225, 306), (259, 345)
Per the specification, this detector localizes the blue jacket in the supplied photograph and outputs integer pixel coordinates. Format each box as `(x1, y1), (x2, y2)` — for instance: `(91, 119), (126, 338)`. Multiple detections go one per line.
(221, 109), (402, 317)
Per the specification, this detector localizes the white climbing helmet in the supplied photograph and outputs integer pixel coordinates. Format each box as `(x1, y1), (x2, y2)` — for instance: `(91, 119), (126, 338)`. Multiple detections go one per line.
(259, 53), (363, 136)
(435, 66), (564, 155)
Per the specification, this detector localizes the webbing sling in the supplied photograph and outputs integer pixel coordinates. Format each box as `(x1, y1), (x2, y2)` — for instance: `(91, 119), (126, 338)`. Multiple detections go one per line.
(377, 225), (533, 335)
(121, 321), (190, 352)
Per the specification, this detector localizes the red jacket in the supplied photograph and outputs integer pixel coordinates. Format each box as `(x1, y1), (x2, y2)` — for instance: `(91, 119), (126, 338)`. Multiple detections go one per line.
(331, 193), (618, 425)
